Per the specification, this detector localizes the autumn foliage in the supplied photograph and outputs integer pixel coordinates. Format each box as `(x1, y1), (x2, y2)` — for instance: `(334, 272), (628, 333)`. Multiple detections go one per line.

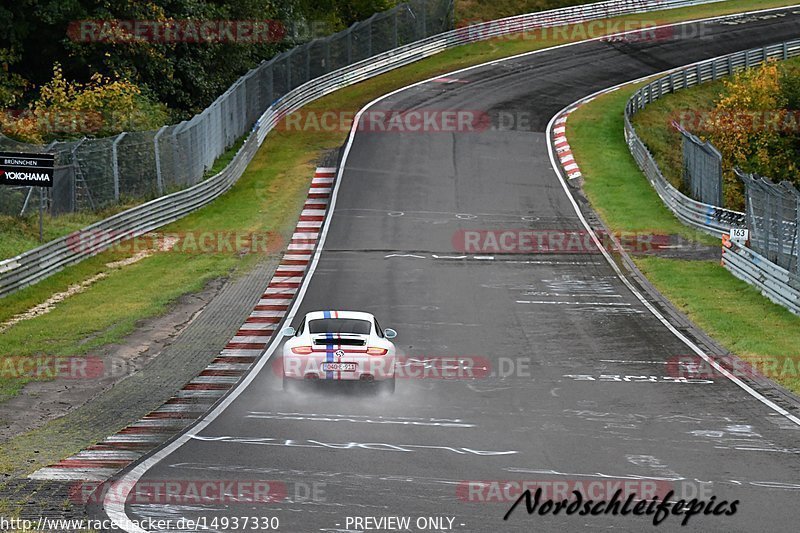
(0, 63), (168, 144)
(702, 61), (800, 209)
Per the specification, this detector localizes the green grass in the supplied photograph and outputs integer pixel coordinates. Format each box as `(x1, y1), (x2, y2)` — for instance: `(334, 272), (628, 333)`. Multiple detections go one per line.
(204, 136), (247, 179)
(630, 80), (725, 192)
(0, 204), (138, 261)
(636, 257), (800, 393)
(0, 128), (328, 399)
(569, 86), (718, 245)
(568, 73), (800, 395)
(1, 0), (795, 259)
(631, 56), (800, 208)
(455, 0), (600, 21)
(0, 136), (250, 262)
(0, 255), (240, 401)
(1, 0), (798, 402)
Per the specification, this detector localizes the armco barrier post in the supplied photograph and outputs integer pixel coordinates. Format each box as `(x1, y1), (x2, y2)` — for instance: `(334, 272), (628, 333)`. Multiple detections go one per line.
(0, 0), (765, 298)
(154, 126), (167, 196)
(111, 132), (127, 202)
(626, 41), (800, 316)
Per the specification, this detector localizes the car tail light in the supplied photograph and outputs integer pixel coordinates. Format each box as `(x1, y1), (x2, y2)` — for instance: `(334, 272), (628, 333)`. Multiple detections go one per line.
(366, 347), (388, 356)
(291, 346), (313, 355)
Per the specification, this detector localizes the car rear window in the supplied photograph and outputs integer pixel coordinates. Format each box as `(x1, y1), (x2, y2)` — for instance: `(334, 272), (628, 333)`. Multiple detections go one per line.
(309, 318), (371, 334)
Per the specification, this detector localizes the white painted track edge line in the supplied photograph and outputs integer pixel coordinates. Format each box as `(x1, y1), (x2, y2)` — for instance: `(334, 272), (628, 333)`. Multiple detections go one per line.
(104, 161), (351, 530)
(107, 5), (800, 530)
(545, 92), (800, 427)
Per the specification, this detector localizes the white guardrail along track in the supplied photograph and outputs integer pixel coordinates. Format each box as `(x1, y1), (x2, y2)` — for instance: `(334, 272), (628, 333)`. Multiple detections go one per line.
(625, 39), (800, 315)
(0, 0), (733, 297)
(722, 235), (800, 314)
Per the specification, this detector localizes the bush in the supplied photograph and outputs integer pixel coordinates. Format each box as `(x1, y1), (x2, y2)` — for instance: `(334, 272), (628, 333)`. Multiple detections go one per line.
(780, 63), (800, 110)
(704, 61), (799, 209)
(0, 48), (28, 108)
(0, 63), (169, 143)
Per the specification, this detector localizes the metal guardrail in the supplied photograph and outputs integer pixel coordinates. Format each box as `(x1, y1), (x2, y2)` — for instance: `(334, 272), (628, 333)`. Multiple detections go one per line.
(723, 237), (800, 315)
(0, 0), (453, 216)
(736, 168), (799, 274)
(625, 39), (800, 315)
(0, 0), (732, 297)
(626, 130), (743, 236)
(625, 40), (800, 236)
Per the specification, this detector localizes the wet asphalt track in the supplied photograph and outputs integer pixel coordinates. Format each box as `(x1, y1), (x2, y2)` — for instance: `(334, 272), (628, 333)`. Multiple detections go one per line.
(101, 8), (800, 533)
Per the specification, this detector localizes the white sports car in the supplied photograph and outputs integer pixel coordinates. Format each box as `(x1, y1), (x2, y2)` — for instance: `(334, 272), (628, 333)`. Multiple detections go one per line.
(281, 310), (397, 393)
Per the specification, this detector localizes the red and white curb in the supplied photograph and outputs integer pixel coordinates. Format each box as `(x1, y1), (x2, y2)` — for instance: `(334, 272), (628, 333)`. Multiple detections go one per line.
(30, 167), (337, 482)
(553, 102), (591, 181)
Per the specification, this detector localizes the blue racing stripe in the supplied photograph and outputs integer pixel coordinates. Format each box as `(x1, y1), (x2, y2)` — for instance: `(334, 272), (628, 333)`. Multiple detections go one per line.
(325, 325), (334, 379)
(322, 312), (335, 379)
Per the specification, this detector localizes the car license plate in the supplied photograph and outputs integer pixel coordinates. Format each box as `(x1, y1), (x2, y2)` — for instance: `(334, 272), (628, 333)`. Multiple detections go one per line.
(322, 362), (356, 372)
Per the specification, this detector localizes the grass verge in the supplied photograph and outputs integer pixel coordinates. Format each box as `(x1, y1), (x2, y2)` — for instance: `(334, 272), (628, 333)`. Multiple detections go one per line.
(630, 56), (800, 199)
(1, 0), (794, 257)
(1, 0), (798, 401)
(0, 135), (249, 262)
(568, 76), (800, 395)
(0, 204), (137, 261)
(569, 85), (718, 244)
(455, 0), (599, 22)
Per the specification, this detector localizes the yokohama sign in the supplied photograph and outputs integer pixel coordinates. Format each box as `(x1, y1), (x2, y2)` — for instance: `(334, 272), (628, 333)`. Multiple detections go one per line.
(0, 152), (55, 187)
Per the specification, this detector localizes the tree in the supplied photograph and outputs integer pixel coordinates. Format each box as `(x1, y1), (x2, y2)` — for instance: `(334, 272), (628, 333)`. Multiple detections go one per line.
(1, 0), (399, 122)
(705, 61), (797, 209)
(0, 62), (168, 143)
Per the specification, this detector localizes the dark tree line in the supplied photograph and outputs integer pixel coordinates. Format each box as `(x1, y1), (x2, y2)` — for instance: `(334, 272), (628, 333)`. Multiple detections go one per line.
(0, 0), (395, 119)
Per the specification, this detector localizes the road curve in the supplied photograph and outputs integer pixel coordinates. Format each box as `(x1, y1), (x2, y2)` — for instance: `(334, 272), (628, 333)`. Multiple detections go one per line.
(99, 8), (800, 533)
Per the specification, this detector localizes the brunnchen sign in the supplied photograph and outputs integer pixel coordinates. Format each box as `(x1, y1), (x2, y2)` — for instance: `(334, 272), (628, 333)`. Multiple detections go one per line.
(0, 152), (55, 187)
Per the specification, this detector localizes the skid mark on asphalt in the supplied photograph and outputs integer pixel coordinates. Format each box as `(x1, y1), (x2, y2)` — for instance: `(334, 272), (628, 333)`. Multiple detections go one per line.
(385, 253), (603, 266)
(169, 463), (477, 489)
(523, 291), (623, 298)
(466, 383), (513, 393)
(599, 359), (670, 364)
(191, 436), (516, 455)
(543, 276), (617, 294)
(626, 454), (682, 479)
(512, 275), (646, 314)
(563, 374), (713, 383)
(244, 412), (475, 428)
(560, 410), (799, 453)
(516, 300), (631, 306)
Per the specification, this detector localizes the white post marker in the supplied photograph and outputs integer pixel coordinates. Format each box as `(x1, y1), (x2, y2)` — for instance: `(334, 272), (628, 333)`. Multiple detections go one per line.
(730, 227), (749, 244)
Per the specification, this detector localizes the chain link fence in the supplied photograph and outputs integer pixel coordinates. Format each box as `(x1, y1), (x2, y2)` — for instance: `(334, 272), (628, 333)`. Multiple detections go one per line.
(736, 169), (799, 278)
(624, 38), (800, 313)
(675, 123), (723, 206)
(674, 112), (798, 280)
(670, 98), (799, 280)
(0, 0), (454, 217)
